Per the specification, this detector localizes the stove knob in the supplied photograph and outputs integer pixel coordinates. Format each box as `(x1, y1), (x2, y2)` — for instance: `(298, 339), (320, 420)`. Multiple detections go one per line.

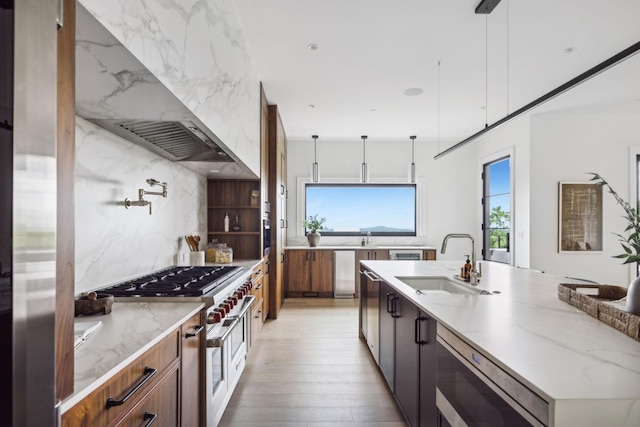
(207, 311), (223, 324)
(223, 301), (232, 312)
(231, 295), (239, 305)
(216, 306), (227, 317)
(225, 298), (234, 309)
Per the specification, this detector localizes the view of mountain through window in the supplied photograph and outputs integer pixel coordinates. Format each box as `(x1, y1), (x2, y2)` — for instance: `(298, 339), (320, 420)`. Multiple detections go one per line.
(305, 184), (417, 236)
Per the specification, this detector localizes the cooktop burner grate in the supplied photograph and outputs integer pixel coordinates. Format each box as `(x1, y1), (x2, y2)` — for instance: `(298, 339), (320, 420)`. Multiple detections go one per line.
(99, 265), (242, 297)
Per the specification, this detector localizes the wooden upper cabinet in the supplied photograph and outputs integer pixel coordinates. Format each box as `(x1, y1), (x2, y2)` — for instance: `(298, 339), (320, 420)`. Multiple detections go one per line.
(56, 0), (76, 401)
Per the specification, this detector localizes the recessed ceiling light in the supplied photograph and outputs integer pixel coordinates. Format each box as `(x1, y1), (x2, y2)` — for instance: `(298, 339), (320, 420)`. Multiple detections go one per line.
(307, 43), (318, 51)
(308, 104), (315, 109)
(209, 169), (220, 174)
(403, 88), (423, 96)
(563, 47), (577, 54)
(370, 108), (377, 112)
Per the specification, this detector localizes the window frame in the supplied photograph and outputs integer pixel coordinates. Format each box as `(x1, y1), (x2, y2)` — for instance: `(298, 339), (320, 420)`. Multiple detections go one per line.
(481, 154), (513, 265)
(301, 181), (419, 237)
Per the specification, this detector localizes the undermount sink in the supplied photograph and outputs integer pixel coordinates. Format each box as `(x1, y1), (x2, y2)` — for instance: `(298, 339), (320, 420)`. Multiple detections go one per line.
(395, 276), (490, 295)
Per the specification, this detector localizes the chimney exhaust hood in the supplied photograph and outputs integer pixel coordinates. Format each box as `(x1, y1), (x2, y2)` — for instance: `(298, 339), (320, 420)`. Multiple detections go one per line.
(75, 4), (255, 177)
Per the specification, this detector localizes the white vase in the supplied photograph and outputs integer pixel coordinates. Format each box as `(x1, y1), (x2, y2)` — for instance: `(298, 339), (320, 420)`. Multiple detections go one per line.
(307, 231), (321, 247)
(626, 275), (640, 315)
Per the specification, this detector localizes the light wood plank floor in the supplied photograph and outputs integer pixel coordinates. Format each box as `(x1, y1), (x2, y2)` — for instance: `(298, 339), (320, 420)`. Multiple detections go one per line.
(219, 298), (408, 427)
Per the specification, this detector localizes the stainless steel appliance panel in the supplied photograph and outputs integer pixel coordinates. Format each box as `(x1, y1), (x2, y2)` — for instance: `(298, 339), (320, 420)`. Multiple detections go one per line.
(334, 250), (355, 298)
(11, 1), (58, 425)
(436, 325), (548, 427)
(389, 249), (423, 260)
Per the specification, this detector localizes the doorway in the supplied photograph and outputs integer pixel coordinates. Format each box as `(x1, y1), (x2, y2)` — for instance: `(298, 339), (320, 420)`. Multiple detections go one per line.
(483, 157), (511, 264)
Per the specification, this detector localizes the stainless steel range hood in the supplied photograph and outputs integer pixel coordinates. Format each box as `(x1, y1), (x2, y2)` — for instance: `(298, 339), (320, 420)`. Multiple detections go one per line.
(75, 4), (255, 177)
(89, 119), (233, 162)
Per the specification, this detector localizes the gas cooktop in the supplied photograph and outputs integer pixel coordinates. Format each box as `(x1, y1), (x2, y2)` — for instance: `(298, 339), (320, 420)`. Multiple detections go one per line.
(99, 265), (243, 297)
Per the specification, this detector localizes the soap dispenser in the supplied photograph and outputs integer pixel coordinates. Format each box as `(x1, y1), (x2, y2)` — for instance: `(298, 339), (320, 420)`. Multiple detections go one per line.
(463, 255), (472, 282)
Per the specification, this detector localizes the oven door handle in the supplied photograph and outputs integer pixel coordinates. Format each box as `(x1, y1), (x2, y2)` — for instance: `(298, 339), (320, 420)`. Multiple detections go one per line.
(206, 295), (255, 348)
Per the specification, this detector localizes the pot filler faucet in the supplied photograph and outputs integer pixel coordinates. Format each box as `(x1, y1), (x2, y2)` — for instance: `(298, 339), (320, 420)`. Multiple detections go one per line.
(441, 233), (481, 285)
(124, 178), (168, 215)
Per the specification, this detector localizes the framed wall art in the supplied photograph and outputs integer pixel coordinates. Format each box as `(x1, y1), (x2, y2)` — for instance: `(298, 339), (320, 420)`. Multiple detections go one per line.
(558, 182), (603, 252)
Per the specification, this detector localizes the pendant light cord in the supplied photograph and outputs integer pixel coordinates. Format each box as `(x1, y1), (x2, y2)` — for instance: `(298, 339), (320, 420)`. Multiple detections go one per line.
(437, 61), (441, 154)
(485, 14), (489, 128)
(506, 0), (510, 114)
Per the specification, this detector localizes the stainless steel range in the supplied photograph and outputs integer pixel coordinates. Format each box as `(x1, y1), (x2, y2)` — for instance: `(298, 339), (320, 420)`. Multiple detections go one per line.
(98, 264), (255, 427)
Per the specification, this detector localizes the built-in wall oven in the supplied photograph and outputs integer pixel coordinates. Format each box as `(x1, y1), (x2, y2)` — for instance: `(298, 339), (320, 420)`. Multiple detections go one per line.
(436, 324), (549, 427)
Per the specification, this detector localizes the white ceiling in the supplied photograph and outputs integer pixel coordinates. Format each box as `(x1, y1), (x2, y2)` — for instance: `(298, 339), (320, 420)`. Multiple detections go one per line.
(233, 0), (640, 149)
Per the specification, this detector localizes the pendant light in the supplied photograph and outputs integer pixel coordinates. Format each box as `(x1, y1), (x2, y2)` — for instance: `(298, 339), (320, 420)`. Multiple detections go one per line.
(311, 135), (319, 182)
(360, 135), (369, 183)
(408, 135), (416, 183)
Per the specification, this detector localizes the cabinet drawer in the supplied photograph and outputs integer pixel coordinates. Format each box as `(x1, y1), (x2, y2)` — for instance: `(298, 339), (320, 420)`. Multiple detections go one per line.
(115, 365), (179, 427)
(250, 303), (264, 347)
(252, 260), (265, 281)
(62, 329), (180, 426)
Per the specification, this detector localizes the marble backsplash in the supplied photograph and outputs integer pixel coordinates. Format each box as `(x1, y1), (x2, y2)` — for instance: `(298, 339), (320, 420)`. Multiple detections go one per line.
(75, 117), (207, 294)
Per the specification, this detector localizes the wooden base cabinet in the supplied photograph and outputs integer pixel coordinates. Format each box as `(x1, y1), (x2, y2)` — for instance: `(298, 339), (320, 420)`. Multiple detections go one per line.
(250, 259), (268, 346)
(393, 292), (437, 427)
(181, 311), (204, 427)
(285, 250), (333, 297)
(63, 313), (204, 427)
(115, 367), (179, 427)
(363, 284), (437, 427)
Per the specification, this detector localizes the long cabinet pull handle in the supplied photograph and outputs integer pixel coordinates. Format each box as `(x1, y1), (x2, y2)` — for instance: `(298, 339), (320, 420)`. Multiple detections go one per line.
(391, 295), (399, 318)
(362, 270), (381, 282)
(143, 412), (157, 426)
(386, 292), (394, 313)
(313, 252), (316, 261)
(414, 316), (428, 345)
(185, 325), (204, 338)
(106, 367), (157, 408)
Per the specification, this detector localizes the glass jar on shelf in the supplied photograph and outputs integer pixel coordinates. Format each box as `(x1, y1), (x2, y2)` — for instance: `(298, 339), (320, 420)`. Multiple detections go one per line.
(205, 239), (219, 262)
(215, 245), (233, 264)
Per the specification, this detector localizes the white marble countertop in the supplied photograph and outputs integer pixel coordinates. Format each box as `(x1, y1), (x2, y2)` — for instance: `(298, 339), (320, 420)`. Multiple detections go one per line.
(361, 260), (640, 426)
(60, 301), (204, 413)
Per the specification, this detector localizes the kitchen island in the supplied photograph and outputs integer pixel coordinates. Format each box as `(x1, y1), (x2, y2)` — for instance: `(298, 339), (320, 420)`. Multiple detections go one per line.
(361, 260), (640, 426)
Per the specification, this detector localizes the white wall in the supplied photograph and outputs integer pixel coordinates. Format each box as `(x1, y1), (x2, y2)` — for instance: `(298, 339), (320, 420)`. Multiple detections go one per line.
(286, 137), (478, 261)
(75, 118), (207, 294)
(530, 110), (640, 284)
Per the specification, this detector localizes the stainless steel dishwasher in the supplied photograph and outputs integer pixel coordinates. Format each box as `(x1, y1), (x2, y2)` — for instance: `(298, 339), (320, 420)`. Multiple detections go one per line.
(334, 250), (355, 298)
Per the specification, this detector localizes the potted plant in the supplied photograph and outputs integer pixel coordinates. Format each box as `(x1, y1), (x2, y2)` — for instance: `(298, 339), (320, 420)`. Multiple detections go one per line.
(303, 214), (326, 247)
(589, 173), (640, 314)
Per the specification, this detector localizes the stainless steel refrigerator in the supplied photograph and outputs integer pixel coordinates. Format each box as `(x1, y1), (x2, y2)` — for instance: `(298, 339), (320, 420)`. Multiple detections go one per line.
(1, 0), (58, 425)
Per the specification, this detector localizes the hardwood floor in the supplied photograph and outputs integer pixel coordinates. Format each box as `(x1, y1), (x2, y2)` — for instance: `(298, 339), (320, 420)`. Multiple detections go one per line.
(219, 298), (408, 427)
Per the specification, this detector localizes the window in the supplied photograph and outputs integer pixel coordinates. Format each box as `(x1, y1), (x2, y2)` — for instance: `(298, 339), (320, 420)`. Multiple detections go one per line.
(304, 183), (417, 236)
(482, 157), (511, 264)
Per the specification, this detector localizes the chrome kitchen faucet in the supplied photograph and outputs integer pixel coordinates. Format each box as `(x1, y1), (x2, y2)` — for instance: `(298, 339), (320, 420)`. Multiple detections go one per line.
(441, 233), (481, 285)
